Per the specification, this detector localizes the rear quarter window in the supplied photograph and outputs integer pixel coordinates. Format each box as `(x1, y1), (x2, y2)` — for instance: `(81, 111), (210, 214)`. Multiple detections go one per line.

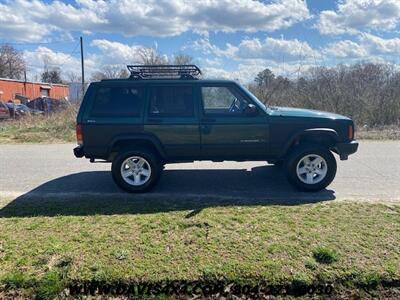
(90, 86), (145, 117)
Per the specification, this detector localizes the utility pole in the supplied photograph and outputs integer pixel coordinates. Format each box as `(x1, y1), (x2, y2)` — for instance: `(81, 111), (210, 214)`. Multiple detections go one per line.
(80, 36), (85, 99)
(23, 68), (27, 97)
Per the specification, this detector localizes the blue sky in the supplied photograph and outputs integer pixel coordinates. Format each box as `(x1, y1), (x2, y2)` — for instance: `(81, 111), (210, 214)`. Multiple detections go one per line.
(1, 0), (400, 82)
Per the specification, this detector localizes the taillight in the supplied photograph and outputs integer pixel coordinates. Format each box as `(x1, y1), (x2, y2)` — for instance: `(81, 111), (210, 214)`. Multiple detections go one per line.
(348, 124), (354, 140)
(76, 124), (83, 145)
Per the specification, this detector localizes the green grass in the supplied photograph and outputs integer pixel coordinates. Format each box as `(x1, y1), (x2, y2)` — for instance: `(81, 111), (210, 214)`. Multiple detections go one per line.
(313, 246), (339, 264)
(0, 108), (76, 144)
(0, 196), (399, 298)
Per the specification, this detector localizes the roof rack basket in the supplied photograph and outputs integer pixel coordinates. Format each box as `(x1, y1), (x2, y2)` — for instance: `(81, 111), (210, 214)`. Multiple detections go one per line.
(127, 64), (202, 80)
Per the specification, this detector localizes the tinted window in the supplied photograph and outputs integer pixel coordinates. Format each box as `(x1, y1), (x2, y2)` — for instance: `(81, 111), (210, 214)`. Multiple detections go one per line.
(201, 86), (249, 116)
(91, 86), (144, 117)
(149, 86), (194, 117)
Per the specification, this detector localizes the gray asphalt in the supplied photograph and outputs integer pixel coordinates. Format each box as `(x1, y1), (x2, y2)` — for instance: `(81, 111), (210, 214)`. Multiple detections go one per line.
(1, 141), (399, 202)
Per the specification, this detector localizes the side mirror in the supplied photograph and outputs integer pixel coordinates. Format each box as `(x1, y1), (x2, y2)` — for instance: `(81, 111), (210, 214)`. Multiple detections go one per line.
(244, 104), (258, 117)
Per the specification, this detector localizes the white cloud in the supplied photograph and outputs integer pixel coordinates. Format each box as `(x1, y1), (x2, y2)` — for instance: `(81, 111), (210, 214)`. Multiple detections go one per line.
(23, 47), (97, 79)
(189, 36), (318, 63)
(189, 38), (237, 58)
(183, 0), (310, 33)
(203, 57), (224, 66)
(323, 40), (368, 58)
(90, 40), (143, 65)
(0, 0), (310, 42)
(317, 0), (400, 35)
(203, 63), (266, 82)
(0, 0), (105, 41)
(322, 34), (400, 61)
(22, 40), (163, 80)
(359, 33), (400, 55)
(23, 47), (80, 72)
(204, 59), (315, 83)
(235, 37), (317, 61)
(0, 2), (50, 42)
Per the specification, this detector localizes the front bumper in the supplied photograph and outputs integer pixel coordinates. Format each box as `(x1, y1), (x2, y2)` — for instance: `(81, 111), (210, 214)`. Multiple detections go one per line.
(334, 140), (359, 160)
(73, 145), (84, 158)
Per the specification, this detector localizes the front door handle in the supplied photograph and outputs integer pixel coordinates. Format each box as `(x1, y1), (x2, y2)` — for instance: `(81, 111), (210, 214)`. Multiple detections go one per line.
(201, 117), (216, 123)
(201, 124), (212, 134)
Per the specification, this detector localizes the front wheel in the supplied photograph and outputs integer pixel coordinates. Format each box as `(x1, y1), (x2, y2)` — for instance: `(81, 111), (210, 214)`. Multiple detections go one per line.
(111, 149), (161, 193)
(285, 144), (337, 192)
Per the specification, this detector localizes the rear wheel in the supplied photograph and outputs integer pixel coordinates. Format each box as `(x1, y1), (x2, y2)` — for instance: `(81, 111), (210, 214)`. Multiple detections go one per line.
(111, 149), (161, 193)
(285, 144), (336, 192)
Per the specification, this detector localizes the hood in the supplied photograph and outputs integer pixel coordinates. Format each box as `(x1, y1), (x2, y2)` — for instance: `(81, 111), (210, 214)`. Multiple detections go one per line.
(268, 106), (350, 120)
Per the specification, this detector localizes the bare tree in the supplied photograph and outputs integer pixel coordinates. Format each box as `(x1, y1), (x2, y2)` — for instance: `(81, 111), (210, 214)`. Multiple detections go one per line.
(0, 44), (26, 79)
(41, 67), (63, 84)
(39, 54), (63, 84)
(91, 65), (129, 81)
(136, 47), (167, 65)
(65, 71), (81, 83)
(172, 53), (194, 65)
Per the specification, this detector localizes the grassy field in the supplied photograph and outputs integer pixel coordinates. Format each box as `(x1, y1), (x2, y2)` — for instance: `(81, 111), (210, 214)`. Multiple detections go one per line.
(0, 109), (76, 144)
(0, 195), (399, 299)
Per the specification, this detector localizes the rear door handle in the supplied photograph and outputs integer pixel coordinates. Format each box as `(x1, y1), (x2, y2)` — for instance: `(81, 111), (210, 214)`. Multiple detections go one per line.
(148, 118), (163, 123)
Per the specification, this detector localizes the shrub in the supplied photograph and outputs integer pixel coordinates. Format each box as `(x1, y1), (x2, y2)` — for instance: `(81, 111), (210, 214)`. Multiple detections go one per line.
(313, 246), (339, 264)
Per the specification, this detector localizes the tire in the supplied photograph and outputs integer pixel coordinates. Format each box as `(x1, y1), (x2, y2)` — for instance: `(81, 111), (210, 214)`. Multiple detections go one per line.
(284, 144), (337, 192)
(111, 148), (162, 193)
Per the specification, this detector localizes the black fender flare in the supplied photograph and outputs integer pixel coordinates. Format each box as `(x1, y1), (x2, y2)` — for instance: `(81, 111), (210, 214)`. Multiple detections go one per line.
(281, 128), (339, 157)
(108, 133), (167, 160)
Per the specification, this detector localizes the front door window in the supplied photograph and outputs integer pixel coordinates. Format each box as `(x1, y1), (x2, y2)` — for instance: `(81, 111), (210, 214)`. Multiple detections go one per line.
(201, 86), (249, 116)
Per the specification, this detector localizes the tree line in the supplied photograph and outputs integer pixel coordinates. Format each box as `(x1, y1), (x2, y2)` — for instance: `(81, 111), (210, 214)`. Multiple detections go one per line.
(248, 64), (400, 127)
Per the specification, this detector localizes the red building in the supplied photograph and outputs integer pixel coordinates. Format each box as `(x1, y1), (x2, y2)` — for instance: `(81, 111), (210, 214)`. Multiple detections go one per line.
(0, 78), (69, 102)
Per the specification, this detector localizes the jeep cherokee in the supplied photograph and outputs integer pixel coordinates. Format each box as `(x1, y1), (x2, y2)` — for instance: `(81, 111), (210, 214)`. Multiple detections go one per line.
(74, 65), (358, 192)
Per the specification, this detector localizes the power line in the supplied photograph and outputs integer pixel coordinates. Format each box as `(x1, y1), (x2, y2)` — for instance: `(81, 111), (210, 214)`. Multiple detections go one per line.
(0, 40), (77, 46)
(23, 40), (81, 71)
(57, 41), (81, 70)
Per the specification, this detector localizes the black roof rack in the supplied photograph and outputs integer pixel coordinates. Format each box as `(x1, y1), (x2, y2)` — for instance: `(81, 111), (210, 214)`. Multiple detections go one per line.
(127, 65), (202, 80)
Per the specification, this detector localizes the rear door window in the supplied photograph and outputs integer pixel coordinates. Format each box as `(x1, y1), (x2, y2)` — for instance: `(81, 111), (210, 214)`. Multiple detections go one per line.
(148, 86), (194, 118)
(91, 86), (145, 117)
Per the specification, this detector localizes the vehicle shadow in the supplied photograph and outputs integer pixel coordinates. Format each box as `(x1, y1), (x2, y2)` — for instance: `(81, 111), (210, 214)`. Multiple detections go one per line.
(0, 165), (335, 218)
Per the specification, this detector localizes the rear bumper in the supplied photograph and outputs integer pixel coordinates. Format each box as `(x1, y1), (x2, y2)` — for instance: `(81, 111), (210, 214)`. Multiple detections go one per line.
(334, 140), (359, 160)
(73, 145), (84, 158)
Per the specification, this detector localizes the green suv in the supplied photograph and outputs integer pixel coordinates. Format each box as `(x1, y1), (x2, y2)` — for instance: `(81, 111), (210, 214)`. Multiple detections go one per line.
(74, 65), (358, 192)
